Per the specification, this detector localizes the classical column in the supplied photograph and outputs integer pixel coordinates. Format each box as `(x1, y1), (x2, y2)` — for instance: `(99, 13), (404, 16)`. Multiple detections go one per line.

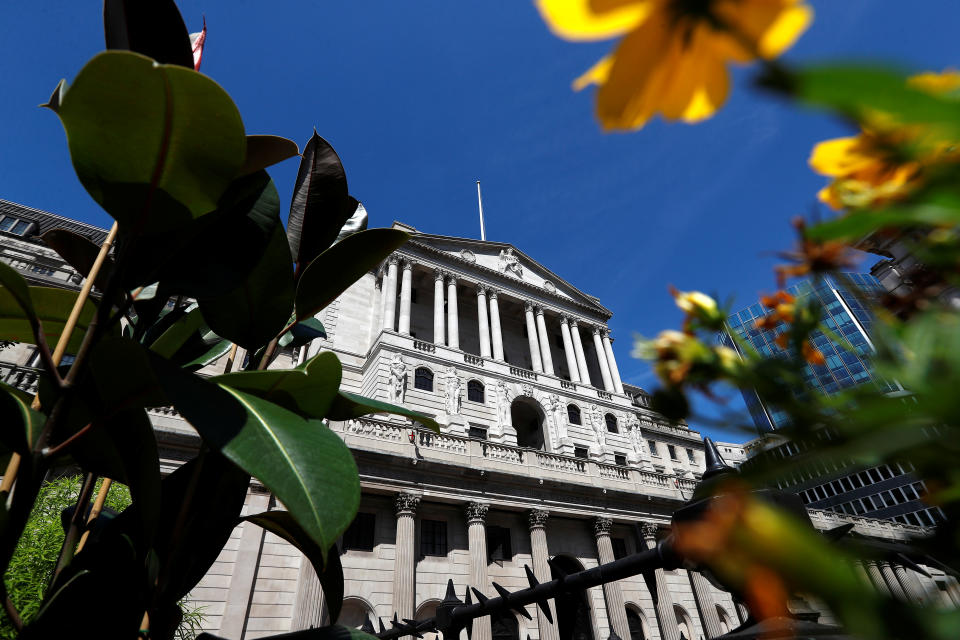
(535, 307), (555, 375)
(477, 285), (492, 358)
(880, 562), (908, 601)
(398, 259), (414, 335)
(864, 560), (891, 595)
(447, 275), (460, 350)
(524, 302), (543, 373)
(433, 269), (446, 345)
(393, 493), (420, 622)
(570, 320), (592, 386)
(382, 256), (399, 331)
(689, 571), (723, 638)
(466, 502), (492, 640)
(640, 523), (681, 640)
(489, 289), (505, 361)
(592, 327), (615, 392)
(559, 317), (581, 383)
(528, 510), (559, 640)
(291, 559), (329, 630)
(734, 601), (749, 625)
(593, 517), (630, 640)
(220, 493), (270, 639)
(893, 564), (927, 605)
(377, 271), (387, 333)
(601, 330), (624, 394)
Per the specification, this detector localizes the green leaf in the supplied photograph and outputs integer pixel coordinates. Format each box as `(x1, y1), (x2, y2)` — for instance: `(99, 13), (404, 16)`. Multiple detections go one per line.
(241, 135), (300, 176)
(279, 316), (327, 349)
(288, 132), (353, 278)
(53, 51), (245, 234)
(328, 390), (440, 433)
(40, 78), (68, 112)
(148, 306), (205, 358)
(295, 229), (408, 322)
(0, 261), (38, 331)
(808, 188), (960, 241)
(179, 338), (232, 371)
(0, 286), (97, 353)
(103, 0), (195, 68)
(41, 229), (114, 290)
(243, 511), (345, 623)
(214, 351), (342, 419)
(0, 381), (45, 454)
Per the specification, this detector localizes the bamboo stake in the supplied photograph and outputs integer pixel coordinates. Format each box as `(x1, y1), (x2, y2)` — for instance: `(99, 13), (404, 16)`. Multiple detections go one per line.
(223, 343), (239, 374)
(0, 222), (119, 495)
(75, 477), (112, 553)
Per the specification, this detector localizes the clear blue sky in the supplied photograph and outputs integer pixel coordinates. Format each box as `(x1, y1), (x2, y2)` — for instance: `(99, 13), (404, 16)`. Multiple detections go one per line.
(1, 1), (957, 443)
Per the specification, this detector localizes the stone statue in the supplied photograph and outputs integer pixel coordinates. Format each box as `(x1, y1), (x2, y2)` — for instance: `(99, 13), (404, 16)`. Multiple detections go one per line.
(388, 353), (406, 403)
(548, 393), (567, 441)
(445, 368), (463, 415)
(590, 404), (606, 451)
(498, 248), (523, 278)
(627, 416), (644, 462)
(495, 380), (511, 427)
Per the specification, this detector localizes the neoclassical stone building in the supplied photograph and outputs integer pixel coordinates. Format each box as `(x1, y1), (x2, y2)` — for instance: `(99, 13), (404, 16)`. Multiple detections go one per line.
(0, 200), (955, 640)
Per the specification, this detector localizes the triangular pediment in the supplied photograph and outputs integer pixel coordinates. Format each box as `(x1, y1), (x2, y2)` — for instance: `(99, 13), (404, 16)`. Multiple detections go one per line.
(400, 229), (610, 316)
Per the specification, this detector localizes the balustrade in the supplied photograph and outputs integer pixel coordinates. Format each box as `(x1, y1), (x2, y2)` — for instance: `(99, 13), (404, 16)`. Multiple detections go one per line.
(560, 380), (576, 390)
(535, 451), (586, 474)
(597, 390), (612, 400)
(0, 364), (40, 395)
(482, 441), (524, 464)
(413, 339), (436, 353)
(509, 366), (536, 381)
(418, 430), (468, 455)
(597, 463), (630, 481)
(464, 354), (484, 366)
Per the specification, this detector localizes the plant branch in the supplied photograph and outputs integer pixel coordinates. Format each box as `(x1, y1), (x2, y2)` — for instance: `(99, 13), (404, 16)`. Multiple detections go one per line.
(32, 321), (64, 390)
(41, 422), (93, 459)
(49, 472), (98, 587)
(256, 337), (281, 371)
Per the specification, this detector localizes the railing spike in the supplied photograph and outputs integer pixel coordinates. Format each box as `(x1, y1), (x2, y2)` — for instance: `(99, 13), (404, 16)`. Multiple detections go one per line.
(492, 582), (532, 620)
(471, 587), (489, 603)
(465, 585), (473, 605)
(361, 616), (375, 634)
(378, 618), (386, 634)
(391, 613), (401, 628)
(523, 564), (539, 587)
(443, 578), (462, 605)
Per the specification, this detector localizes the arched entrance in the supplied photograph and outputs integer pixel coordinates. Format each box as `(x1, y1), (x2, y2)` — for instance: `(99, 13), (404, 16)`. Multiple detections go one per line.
(625, 606), (648, 640)
(491, 611), (520, 640)
(511, 397), (546, 450)
(551, 555), (595, 640)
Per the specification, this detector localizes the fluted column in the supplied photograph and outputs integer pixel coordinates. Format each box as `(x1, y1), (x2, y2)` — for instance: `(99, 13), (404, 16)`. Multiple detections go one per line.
(865, 560), (891, 595)
(893, 564), (927, 605)
(433, 269), (446, 345)
(570, 320), (592, 386)
(393, 493), (420, 622)
(640, 523), (681, 640)
(477, 286), (492, 358)
(398, 259), (414, 335)
(535, 307), (555, 376)
(559, 317), (581, 383)
(592, 327), (615, 392)
(529, 510), (558, 640)
(489, 289), (505, 361)
(689, 571), (723, 638)
(291, 559), (329, 630)
(601, 330), (624, 394)
(447, 275), (460, 350)
(880, 562), (908, 601)
(377, 271), (387, 334)
(734, 601), (749, 625)
(383, 256), (399, 331)
(466, 502), (492, 640)
(524, 302), (543, 373)
(593, 517), (630, 640)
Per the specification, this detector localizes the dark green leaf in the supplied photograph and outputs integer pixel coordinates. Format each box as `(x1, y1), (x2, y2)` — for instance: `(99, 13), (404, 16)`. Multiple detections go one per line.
(241, 135), (300, 176)
(53, 51), (245, 234)
(295, 229), (408, 322)
(243, 511), (345, 622)
(103, 0), (194, 68)
(214, 351), (342, 419)
(327, 390), (440, 433)
(179, 338), (232, 371)
(149, 306), (205, 358)
(0, 286), (97, 353)
(41, 229), (114, 291)
(41, 78), (68, 112)
(279, 316), (327, 349)
(0, 381), (45, 454)
(0, 261), (38, 332)
(288, 132), (352, 278)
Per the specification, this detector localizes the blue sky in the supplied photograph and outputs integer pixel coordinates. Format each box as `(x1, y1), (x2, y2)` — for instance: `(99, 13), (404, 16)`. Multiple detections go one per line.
(1, 1), (957, 443)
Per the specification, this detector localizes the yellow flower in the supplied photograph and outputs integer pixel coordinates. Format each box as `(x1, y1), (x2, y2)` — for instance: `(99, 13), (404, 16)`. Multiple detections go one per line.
(536, 0), (813, 131)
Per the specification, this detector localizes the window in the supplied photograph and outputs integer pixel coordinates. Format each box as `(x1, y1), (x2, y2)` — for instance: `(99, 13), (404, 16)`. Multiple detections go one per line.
(668, 445), (678, 460)
(469, 425), (488, 440)
(605, 414), (618, 433)
(467, 380), (485, 403)
(342, 512), (375, 551)
(648, 440), (658, 456)
(574, 446), (589, 459)
(487, 526), (512, 562)
(567, 404), (581, 425)
(611, 538), (628, 560)
(421, 519), (447, 557)
(614, 453), (627, 467)
(686, 448), (695, 463)
(414, 367), (433, 391)
(0, 216), (35, 235)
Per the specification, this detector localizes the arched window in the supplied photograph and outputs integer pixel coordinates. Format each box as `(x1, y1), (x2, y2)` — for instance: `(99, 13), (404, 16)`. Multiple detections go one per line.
(674, 605), (694, 640)
(468, 380), (485, 403)
(415, 367), (434, 391)
(716, 605), (733, 635)
(625, 606), (649, 640)
(567, 404), (581, 425)
(605, 413), (618, 433)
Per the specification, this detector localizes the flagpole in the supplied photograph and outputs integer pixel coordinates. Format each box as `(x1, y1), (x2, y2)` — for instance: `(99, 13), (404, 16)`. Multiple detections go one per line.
(476, 180), (486, 241)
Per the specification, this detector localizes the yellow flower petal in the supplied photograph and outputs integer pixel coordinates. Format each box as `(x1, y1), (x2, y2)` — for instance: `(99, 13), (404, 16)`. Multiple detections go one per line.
(808, 136), (877, 177)
(908, 69), (960, 96)
(713, 0), (812, 60)
(757, 3), (813, 59)
(535, 0), (652, 42)
(573, 56), (613, 91)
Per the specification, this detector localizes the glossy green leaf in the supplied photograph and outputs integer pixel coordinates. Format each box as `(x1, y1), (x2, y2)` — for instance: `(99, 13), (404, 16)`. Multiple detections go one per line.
(279, 316), (327, 348)
(53, 51), (245, 234)
(0, 381), (45, 454)
(327, 390), (440, 433)
(243, 511), (345, 622)
(179, 338), (232, 371)
(41, 229), (114, 291)
(214, 351), (342, 419)
(103, 0), (194, 68)
(0, 286), (97, 353)
(241, 135), (300, 176)
(288, 132), (353, 278)
(808, 188), (960, 241)
(0, 260), (38, 331)
(295, 229), (408, 322)
(148, 306), (205, 358)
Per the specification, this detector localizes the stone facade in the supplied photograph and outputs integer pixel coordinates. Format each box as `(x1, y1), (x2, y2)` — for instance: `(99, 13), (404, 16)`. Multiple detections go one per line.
(0, 201), (954, 639)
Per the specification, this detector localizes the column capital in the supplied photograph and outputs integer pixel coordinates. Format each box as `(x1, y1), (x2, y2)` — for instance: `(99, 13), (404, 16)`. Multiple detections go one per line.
(387, 255), (401, 266)
(570, 318), (580, 328)
(465, 501), (489, 524)
(477, 284), (489, 296)
(592, 516), (613, 536)
(401, 258), (415, 270)
(602, 328), (611, 339)
(447, 273), (458, 285)
(592, 325), (603, 336)
(528, 509), (550, 530)
(639, 522), (661, 541)
(524, 300), (534, 313)
(434, 268), (445, 281)
(395, 492), (420, 517)
(488, 288), (500, 300)
(535, 306), (545, 317)
(559, 315), (570, 326)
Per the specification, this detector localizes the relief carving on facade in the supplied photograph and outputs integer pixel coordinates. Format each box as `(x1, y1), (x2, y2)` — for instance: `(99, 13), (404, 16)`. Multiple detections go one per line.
(389, 353), (407, 404)
(498, 247), (523, 278)
(445, 367), (463, 415)
(590, 404), (606, 452)
(547, 393), (567, 444)
(494, 380), (511, 434)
